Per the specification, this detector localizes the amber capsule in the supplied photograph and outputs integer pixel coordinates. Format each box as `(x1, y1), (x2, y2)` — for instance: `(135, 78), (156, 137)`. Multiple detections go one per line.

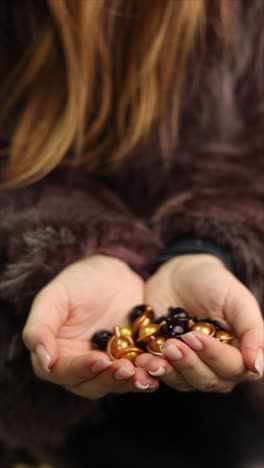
(136, 321), (166, 344)
(128, 304), (154, 324)
(107, 327), (134, 360)
(202, 318), (225, 331)
(187, 318), (196, 329)
(190, 321), (216, 336)
(215, 330), (234, 344)
(117, 346), (144, 364)
(132, 306), (154, 335)
(119, 326), (133, 337)
(147, 336), (166, 356)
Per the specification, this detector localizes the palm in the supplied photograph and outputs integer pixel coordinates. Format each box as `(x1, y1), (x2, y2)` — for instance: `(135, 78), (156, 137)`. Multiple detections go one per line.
(139, 254), (263, 394)
(45, 256), (144, 359)
(25, 255), (159, 397)
(145, 255), (234, 328)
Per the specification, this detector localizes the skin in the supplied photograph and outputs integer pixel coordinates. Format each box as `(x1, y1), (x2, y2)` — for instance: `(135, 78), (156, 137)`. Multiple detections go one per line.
(138, 254), (264, 392)
(22, 255), (159, 398)
(22, 254), (264, 398)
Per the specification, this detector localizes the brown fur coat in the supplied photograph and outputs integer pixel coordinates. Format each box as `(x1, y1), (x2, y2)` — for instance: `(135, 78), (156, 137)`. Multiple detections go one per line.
(0, 0), (263, 461)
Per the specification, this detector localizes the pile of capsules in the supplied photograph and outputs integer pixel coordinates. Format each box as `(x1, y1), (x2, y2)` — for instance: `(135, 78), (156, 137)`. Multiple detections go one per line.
(91, 305), (234, 364)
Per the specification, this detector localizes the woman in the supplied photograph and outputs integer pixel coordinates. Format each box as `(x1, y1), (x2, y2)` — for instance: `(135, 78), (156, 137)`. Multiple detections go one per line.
(0, 1), (263, 466)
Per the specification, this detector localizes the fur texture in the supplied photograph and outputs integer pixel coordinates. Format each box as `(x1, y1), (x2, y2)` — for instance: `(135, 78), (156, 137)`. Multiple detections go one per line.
(0, 0), (263, 458)
(0, 171), (161, 452)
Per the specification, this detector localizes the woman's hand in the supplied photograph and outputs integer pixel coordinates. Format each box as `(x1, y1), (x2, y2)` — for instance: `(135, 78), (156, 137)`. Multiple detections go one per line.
(22, 255), (159, 399)
(136, 254), (264, 393)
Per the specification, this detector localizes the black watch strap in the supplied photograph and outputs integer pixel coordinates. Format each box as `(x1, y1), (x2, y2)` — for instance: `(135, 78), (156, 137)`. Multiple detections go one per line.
(153, 238), (234, 273)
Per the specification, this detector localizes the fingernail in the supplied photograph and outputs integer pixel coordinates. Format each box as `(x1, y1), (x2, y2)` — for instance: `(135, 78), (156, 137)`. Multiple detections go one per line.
(134, 381), (150, 390)
(91, 359), (112, 374)
(149, 367), (166, 376)
(161, 344), (183, 360)
(254, 349), (264, 376)
(113, 367), (135, 380)
(35, 344), (51, 373)
(181, 332), (204, 351)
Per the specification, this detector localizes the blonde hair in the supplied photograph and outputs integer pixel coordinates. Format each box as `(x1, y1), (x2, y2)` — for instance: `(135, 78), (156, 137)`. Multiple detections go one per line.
(0, 0), (230, 186)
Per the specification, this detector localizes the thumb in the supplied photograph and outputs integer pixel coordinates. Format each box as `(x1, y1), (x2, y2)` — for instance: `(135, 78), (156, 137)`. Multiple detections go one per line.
(225, 280), (264, 376)
(22, 284), (68, 372)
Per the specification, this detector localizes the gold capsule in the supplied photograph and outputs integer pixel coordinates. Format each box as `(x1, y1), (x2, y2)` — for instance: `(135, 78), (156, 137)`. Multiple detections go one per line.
(137, 323), (164, 343)
(147, 336), (166, 356)
(132, 306), (153, 335)
(107, 332), (134, 360)
(215, 330), (234, 344)
(117, 346), (144, 364)
(119, 326), (133, 337)
(187, 318), (196, 329)
(190, 322), (216, 336)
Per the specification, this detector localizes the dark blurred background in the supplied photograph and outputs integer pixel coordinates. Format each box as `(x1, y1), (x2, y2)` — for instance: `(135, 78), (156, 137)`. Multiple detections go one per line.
(5, 381), (264, 468)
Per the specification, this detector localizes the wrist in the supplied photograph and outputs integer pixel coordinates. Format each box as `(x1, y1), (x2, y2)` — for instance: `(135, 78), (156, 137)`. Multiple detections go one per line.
(153, 238), (234, 274)
(157, 252), (226, 276)
(85, 253), (138, 276)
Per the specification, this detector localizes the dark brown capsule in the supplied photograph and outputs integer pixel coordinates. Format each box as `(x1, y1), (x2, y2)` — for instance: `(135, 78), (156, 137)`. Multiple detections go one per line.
(128, 304), (154, 324)
(160, 320), (186, 339)
(168, 307), (189, 322)
(91, 330), (113, 350)
(154, 315), (168, 324)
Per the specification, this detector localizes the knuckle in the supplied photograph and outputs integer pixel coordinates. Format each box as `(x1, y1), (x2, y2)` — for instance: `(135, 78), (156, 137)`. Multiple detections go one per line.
(219, 384), (235, 394)
(73, 388), (105, 400)
(244, 371), (263, 382)
(64, 383), (107, 400)
(229, 367), (243, 379)
(182, 356), (197, 371)
(64, 386), (81, 397)
(175, 384), (193, 392)
(199, 378), (221, 392)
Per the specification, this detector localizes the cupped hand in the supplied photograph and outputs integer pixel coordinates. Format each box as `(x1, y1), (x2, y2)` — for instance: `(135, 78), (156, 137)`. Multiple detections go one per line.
(136, 254), (264, 393)
(22, 255), (159, 398)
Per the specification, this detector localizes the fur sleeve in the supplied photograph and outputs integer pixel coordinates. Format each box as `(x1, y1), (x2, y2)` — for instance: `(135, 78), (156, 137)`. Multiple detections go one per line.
(153, 0), (264, 306)
(153, 192), (264, 304)
(0, 168), (160, 452)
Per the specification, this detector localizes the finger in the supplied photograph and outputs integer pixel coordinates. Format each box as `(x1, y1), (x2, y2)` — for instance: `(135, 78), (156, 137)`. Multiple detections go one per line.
(23, 284), (69, 370)
(31, 350), (113, 385)
(225, 281), (264, 376)
(160, 372), (195, 392)
(128, 367), (160, 392)
(83, 358), (137, 398)
(33, 349), (159, 395)
(161, 339), (233, 393)
(136, 353), (172, 376)
(180, 332), (254, 381)
(136, 353), (193, 391)
(67, 362), (159, 399)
